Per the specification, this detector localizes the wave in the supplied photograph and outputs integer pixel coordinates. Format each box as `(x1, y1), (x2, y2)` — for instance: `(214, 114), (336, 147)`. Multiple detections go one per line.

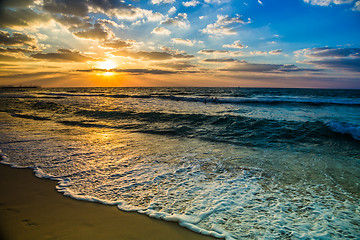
(326, 121), (360, 140)
(33, 90), (360, 107)
(163, 95), (360, 106)
(73, 109), (360, 145)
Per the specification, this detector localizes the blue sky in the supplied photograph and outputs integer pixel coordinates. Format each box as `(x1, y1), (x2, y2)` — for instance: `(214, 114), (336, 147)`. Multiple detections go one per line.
(0, 0), (359, 88)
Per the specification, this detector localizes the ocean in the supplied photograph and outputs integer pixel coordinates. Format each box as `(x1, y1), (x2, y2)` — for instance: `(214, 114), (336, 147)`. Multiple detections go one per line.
(0, 87), (359, 239)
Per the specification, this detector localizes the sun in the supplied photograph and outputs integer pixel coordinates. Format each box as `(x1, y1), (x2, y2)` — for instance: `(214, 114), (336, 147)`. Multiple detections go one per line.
(97, 60), (117, 70)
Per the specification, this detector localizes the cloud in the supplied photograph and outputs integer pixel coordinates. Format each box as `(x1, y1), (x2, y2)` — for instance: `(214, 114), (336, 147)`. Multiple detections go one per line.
(73, 23), (113, 40)
(112, 50), (194, 60)
(302, 47), (360, 58)
(218, 60), (320, 73)
(250, 51), (268, 55)
(201, 14), (246, 36)
(97, 19), (126, 28)
(296, 47), (360, 72)
(43, 0), (163, 22)
(354, 1), (360, 10)
(303, 0), (354, 6)
(0, 8), (49, 29)
(269, 49), (283, 55)
(198, 49), (242, 56)
(79, 68), (177, 75)
(0, 47), (34, 53)
(202, 58), (238, 63)
(161, 13), (189, 28)
(171, 38), (198, 46)
(0, 31), (36, 46)
(199, 49), (232, 54)
(101, 39), (136, 48)
(0, 0), (34, 8)
(250, 50), (283, 55)
(222, 40), (245, 49)
(0, 54), (27, 62)
(53, 14), (92, 31)
(152, 0), (176, 4)
(153, 60), (197, 70)
(42, 0), (88, 16)
(31, 49), (96, 62)
(116, 68), (176, 74)
(204, 0), (231, 4)
(152, 27), (171, 35)
(183, 0), (201, 7)
(304, 58), (360, 72)
(168, 6), (177, 14)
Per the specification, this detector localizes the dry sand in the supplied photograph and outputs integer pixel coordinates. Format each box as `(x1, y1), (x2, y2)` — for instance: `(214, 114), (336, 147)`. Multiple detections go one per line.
(0, 164), (216, 240)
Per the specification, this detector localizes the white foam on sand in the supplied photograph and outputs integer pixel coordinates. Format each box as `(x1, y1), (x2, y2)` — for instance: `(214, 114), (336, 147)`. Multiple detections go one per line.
(1, 143), (360, 239)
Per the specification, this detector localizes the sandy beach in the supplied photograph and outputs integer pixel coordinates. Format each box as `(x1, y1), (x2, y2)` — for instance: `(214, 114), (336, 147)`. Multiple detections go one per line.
(0, 164), (215, 240)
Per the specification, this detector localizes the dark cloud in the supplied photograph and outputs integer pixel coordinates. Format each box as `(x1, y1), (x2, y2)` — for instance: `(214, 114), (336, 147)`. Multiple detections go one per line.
(173, 53), (194, 59)
(0, 8), (49, 28)
(153, 61), (196, 70)
(221, 62), (282, 72)
(203, 58), (238, 62)
(307, 47), (360, 58)
(0, 31), (36, 46)
(305, 58), (360, 72)
(198, 49), (231, 54)
(219, 60), (320, 73)
(77, 68), (177, 74)
(73, 23), (112, 40)
(0, 54), (26, 62)
(299, 47), (360, 72)
(0, 47), (33, 53)
(53, 14), (92, 31)
(115, 68), (177, 74)
(31, 49), (95, 62)
(0, 0), (34, 8)
(113, 50), (194, 60)
(42, 0), (135, 17)
(43, 0), (89, 16)
(101, 39), (134, 48)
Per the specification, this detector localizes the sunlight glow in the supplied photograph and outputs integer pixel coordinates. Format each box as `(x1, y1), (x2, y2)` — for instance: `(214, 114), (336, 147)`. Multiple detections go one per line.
(97, 60), (117, 70)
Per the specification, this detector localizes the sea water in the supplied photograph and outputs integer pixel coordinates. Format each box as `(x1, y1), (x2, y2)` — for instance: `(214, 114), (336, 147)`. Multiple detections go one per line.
(0, 87), (359, 239)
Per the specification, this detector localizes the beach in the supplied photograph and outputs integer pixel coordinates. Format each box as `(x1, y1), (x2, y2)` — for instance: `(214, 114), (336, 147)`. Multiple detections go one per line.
(0, 164), (215, 240)
(0, 87), (359, 239)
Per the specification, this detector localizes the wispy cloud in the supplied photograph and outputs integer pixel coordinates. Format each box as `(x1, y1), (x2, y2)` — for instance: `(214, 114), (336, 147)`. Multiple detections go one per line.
(297, 47), (360, 72)
(198, 49), (242, 56)
(101, 39), (136, 49)
(151, 0), (176, 4)
(218, 60), (320, 73)
(303, 0), (354, 6)
(31, 49), (97, 62)
(112, 50), (194, 60)
(172, 38), (199, 46)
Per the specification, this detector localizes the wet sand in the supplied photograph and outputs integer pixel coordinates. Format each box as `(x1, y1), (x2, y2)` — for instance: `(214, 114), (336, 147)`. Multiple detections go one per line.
(0, 164), (215, 240)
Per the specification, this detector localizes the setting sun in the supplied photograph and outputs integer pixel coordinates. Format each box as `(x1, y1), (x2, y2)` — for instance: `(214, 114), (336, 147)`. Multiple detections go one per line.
(97, 60), (117, 70)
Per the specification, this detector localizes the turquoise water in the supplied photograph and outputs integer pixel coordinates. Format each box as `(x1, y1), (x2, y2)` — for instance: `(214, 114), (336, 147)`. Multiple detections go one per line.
(1, 87), (359, 239)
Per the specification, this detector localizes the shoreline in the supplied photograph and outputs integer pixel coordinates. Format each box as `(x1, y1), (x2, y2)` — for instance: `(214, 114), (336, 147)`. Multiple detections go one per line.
(0, 164), (216, 240)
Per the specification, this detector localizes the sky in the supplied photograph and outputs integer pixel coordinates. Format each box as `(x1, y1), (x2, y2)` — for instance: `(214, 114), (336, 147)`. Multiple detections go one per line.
(0, 0), (359, 88)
